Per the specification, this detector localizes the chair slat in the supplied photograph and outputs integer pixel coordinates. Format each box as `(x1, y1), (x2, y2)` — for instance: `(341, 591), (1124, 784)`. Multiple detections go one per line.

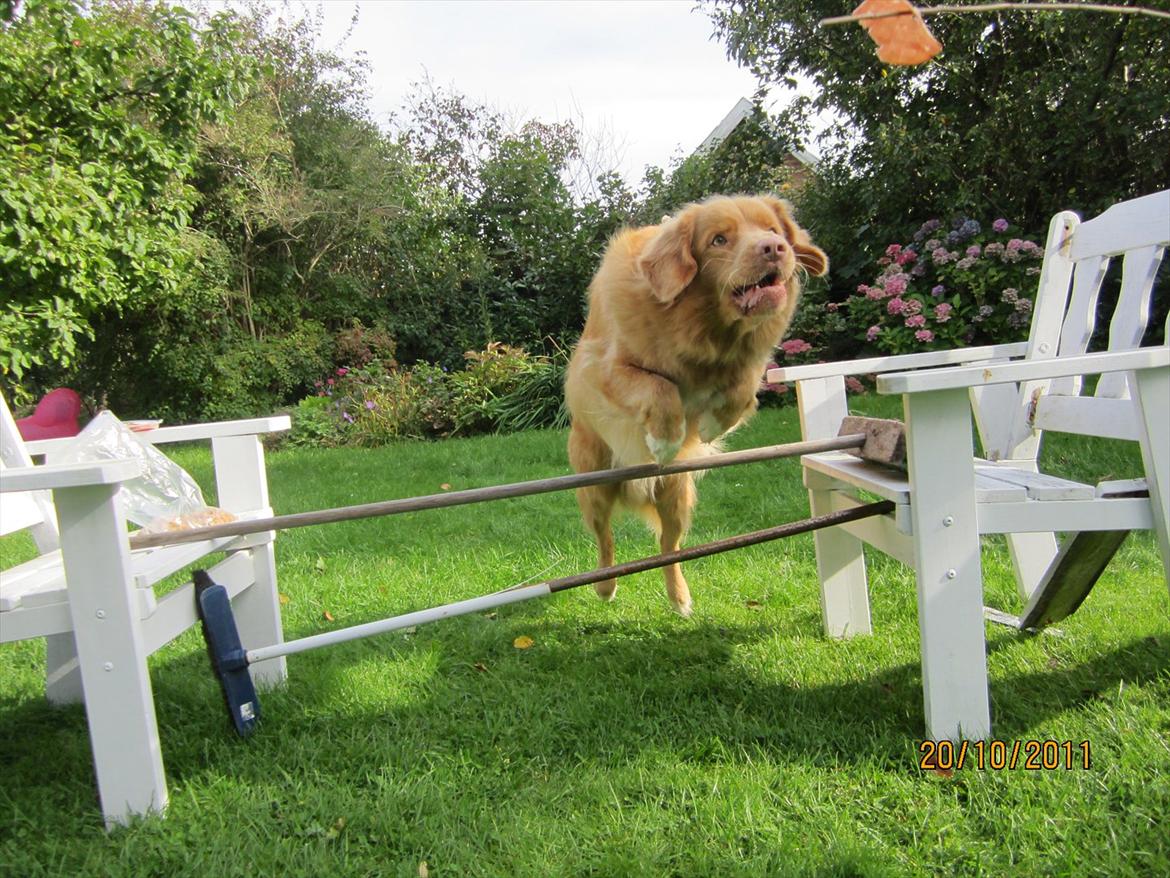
(1095, 245), (1165, 399)
(1050, 254), (1109, 396)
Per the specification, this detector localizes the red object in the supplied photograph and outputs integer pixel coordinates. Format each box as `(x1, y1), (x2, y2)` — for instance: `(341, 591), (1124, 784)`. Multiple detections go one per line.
(15, 388), (83, 440)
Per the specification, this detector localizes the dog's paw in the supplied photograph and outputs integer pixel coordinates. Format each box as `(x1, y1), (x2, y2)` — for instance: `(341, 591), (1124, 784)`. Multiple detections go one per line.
(645, 429), (684, 465)
(670, 597), (694, 617)
(594, 579), (617, 602)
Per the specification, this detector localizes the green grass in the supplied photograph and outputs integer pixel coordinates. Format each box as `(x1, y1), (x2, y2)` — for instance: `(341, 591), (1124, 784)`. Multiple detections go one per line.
(1, 397), (1168, 876)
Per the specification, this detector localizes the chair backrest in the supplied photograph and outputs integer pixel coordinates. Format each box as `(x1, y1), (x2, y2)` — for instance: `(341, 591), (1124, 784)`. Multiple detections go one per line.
(983, 190), (1168, 460)
(0, 393), (60, 551)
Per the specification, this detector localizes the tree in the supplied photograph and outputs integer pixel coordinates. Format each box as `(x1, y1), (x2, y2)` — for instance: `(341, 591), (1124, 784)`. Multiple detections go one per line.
(0, 0), (251, 387)
(704, 1), (1170, 291)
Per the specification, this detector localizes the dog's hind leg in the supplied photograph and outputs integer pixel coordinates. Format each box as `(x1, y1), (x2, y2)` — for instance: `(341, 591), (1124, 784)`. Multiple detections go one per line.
(654, 472), (696, 616)
(569, 422), (621, 601)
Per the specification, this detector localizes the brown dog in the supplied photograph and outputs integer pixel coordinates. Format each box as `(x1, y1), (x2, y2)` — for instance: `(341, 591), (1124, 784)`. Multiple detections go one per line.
(565, 194), (828, 615)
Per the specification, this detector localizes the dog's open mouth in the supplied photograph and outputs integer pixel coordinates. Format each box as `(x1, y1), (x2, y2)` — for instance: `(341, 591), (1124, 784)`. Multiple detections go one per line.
(731, 272), (786, 315)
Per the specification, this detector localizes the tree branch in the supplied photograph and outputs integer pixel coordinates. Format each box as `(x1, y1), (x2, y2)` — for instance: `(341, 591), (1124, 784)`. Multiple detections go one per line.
(822, 3), (1170, 27)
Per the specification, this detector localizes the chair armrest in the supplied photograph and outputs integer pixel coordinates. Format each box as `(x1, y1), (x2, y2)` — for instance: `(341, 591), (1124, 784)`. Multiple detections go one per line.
(137, 415), (291, 446)
(877, 347), (1169, 394)
(767, 342), (1027, 383)
(0, 459), (142, 492)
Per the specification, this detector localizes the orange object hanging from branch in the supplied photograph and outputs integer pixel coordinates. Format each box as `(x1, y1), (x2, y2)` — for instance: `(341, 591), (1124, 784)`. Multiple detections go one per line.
(852, 0), (943, 66)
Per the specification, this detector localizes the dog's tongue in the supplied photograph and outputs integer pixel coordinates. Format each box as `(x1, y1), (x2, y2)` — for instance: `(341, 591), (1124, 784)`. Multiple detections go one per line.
(740, 279), (787, 312)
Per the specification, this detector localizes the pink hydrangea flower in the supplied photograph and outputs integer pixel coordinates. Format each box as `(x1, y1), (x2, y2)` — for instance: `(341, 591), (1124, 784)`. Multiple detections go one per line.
(845, 377), (866, 394)
(866, 325), (882, 342)
(887, 298), (905, 315)
(883, 274), (909, 296)
(915, 329), (935, 343)
(993, 218), (1009, 232)
(934, 303), (954, 322)
(779, 338), (812, 355)
(905, 314), (927, 328)
(826, 302), (839, 312)
(902, 298), (923, 315)
(865, 285), (885, 301)
(965, 245), (981, 258)
(337, 367), (349, 376)
(885, 243), (902, 258)
(896, 249), (918, 266)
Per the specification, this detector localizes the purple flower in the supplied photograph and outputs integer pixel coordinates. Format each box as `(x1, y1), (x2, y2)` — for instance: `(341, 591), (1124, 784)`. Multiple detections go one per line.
(342, 412), (354, 424)
(365, 400), (377, 410)
(993, 218), (1009, 233)
(931, 284), (946, 297)
(866, 325), (882, 341)
(915, 329), (935, 343)
(965, 245), (981, 258)
(1006, 238), (1025, 251)
(956, 256), (978, 270)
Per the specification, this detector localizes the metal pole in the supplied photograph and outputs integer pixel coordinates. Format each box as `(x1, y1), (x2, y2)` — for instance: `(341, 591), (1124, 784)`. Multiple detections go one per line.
(130, 433), (868, 549)
(243, 500), (894, 664)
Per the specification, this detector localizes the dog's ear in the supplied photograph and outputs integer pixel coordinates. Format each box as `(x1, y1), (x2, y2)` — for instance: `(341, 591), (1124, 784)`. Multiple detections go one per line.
(638, 212), (698, 302)
(765, 197), (829, 277)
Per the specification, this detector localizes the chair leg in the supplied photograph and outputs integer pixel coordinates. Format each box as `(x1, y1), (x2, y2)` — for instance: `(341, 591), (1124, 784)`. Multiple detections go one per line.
(905, 390), (992, 740)
(53, 483), (168, 828)
(807, 479), (872, 638)
(1005, 531), (1059, 602)
(45, 632), (84, 705)
(1133, 366), (1170, 590)
(210, 434), (288, 689)
(233, 542), (287, 690)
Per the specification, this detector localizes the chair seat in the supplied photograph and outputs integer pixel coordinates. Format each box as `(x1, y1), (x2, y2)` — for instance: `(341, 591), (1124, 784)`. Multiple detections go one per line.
(802, 452), (1152, 535)
(0, 507), (273, 615)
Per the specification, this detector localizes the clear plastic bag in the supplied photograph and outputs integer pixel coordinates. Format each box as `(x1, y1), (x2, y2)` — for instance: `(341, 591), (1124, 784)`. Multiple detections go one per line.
(55, 411), (235, 533)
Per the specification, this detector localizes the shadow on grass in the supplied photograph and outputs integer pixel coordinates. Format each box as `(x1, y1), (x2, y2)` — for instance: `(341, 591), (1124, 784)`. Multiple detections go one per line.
(2, 608), (1166, 828)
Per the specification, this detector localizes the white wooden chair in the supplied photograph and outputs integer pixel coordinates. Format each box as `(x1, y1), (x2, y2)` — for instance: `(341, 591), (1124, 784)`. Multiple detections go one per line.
(770, 190), (1169, 740)
(0, 394), (290, 826)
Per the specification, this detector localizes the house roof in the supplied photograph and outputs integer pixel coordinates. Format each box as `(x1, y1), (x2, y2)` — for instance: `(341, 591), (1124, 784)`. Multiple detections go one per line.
(697, 97), (818, 168)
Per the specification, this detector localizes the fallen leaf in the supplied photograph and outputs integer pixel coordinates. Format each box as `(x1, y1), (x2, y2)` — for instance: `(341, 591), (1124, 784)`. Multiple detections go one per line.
(513, 635), (535, 650)
(418, 862), (430, 878)
(484, 612), (497, 620)
(315, 556), (326, 573)
(323, 610), (335, 622)
(440, 483), (451, 491)
(932, 766), (955, 779)
(853, 0), (942, 66)
(745, 600), (762, 610)
(279, 593), (290, 605)
(472, 662), (488, 672)
(326, 816), (347, 839)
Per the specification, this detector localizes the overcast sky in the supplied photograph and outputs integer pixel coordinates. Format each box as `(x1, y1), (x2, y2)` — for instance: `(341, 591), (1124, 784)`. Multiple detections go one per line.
(278, 0), (769, 184)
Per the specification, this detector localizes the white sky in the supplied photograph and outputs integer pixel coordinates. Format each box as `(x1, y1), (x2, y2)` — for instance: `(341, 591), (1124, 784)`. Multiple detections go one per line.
(278, 0), (769, 185)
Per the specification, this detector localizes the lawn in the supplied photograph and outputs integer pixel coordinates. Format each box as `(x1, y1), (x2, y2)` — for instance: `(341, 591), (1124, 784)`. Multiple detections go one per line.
(1, 396), (1168, 876)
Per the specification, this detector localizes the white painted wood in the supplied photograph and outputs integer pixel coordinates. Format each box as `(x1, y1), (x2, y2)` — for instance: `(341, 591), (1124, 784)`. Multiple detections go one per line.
(1, 394), (59, 550)
(1067, 190), (1170, 259)
(1132, 366), (1170, 589)
(794, 376), (848, 440)
(826, 491), (915, 567)
(1096, 478), (1148, 497)
(977, 498), (1152, 534)
(904, 390), (991, 740)
(0, 459), (142, 491)
(211, 434), (287, 688)
(803, 453), (1031, 505)
(971, 466), (1095, 501)
(1032, 395), (1140, 441)
(809, 481), (872, 638)
(877, 347), (1168, 394)
(1096, 246), (1164, 398)
(140, 551), (254, 654)
(768, 342), (1028, 383)
(1049, 254), (1109, 396)
(134, 416), (290, 446)
(52, 481), (169, 827)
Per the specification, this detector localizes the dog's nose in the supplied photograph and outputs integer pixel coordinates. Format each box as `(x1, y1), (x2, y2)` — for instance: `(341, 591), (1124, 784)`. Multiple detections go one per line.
(757, 234), (788, 261)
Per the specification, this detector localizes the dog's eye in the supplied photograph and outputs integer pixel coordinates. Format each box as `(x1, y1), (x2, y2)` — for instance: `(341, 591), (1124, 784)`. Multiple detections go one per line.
(711, 234), (728, 246)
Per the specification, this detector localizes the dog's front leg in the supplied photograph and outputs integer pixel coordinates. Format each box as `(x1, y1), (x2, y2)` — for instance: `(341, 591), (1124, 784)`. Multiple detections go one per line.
(603, 362), (686, 464)
(698, 386), (758, 443)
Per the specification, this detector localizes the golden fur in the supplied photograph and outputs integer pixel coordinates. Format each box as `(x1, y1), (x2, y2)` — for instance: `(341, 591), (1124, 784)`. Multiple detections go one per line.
(565, 194), (828, 615)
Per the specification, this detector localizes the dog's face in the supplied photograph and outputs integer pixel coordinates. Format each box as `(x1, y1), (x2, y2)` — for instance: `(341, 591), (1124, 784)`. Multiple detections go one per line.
(637, 195), (828, 324)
